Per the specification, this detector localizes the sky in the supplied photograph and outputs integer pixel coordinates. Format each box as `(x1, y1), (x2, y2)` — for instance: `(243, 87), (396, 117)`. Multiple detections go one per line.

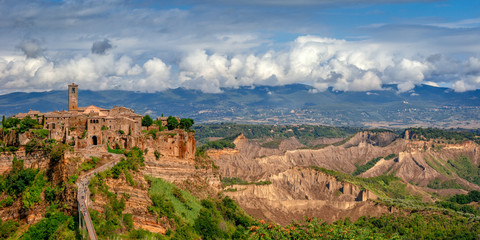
(1, 0), (480, 94)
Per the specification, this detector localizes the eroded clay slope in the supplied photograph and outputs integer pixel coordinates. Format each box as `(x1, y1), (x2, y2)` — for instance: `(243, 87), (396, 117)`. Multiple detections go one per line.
(212, 131), (480, 225)
(225, 167), (392, 225)
(211, 131), (406, 181)
(360, 140), (480, 192)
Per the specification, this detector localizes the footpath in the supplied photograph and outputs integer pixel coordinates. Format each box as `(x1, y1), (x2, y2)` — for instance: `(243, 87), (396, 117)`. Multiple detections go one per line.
(76, 155), (122, 240)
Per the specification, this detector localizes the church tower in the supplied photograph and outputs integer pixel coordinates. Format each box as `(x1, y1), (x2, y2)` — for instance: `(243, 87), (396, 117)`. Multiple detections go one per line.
(68, 83), (78, 111)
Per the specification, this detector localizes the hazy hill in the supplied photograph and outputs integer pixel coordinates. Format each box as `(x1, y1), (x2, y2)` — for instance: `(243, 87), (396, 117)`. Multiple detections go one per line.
(1, 84), (480, 128)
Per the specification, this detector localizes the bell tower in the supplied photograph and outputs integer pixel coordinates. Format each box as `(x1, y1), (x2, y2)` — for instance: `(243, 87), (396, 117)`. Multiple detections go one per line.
(68, 83), (78, 111)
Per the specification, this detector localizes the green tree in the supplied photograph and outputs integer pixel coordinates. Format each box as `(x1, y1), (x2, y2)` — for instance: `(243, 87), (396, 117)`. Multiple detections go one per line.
(19, 116), (40, 133)
(141, 115), (153, 127)
(179, 118), (194, 130)
(167, 116), (179, 130)
(3, 117), (20, 129)
(468, 190), (480, 202)
(1, 115), (5, 128)
(194, 200), (226, 240)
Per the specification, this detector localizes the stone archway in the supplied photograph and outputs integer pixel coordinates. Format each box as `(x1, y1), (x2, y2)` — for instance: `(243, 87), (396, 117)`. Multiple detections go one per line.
(92, 135), (98, 145)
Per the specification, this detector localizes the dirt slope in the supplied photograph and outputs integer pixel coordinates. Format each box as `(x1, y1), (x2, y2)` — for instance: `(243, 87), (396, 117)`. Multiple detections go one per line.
(211, 132), (406, 181)
(225, 167), (393, 225)
(211, 131), (480, 224)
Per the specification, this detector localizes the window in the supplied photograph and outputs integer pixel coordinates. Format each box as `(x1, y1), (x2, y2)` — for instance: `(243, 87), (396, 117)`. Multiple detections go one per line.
(72, 88), (75, 93)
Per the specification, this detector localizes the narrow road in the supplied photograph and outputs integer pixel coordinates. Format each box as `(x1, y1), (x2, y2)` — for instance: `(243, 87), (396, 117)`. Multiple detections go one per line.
(77, 158), (122, 240)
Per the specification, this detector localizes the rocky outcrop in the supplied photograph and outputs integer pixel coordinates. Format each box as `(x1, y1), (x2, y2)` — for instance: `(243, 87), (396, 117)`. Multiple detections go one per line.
(85, 147), (220, 234)
(343, 131), (398, 148)
(135, 129), (196, 160)
(214, 132), (480, 189)
(0, 150), (50, 174)
(212, 131), (480, 225)
(211, 132), (406, 181)
(362, 140), (480, 191)
(225, 168), (387, 225)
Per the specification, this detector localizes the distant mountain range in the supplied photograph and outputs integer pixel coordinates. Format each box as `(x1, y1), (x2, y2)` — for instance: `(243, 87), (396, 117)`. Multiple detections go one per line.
(1, 84), (480, 128)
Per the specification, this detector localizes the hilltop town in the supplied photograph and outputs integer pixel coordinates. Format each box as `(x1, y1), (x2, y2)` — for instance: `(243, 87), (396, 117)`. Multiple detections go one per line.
(9, 83), (192, 155)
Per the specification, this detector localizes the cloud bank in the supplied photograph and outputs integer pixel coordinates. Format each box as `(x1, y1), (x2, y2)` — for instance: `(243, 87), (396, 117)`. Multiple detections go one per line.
(2, 35), (480, 94)
(0, 0), (480, 94)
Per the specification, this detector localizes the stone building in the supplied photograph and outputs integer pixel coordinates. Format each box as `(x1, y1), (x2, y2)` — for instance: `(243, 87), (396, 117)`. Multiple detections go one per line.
(15, 83), (142, 149)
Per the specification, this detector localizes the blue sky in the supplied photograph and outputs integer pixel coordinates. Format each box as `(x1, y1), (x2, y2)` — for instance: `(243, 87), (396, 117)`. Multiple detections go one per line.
(0, 0), (479, 94)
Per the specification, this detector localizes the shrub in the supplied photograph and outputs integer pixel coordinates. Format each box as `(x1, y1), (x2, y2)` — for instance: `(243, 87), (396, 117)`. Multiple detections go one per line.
(427, 178), (464, 189)
(67, 174), (78, 184)
(154, 150), (161, 160)
(0, 219), (19, 239)
(22, 171), (47, 209)
(173, 187), (188, 205)
(150, 193), (177, 222)
(22, 211), (71, 240)
(353, 157), (383, 176)
(3, 117), (21, 129)
(45, 185), (62, 203)
(25, 138), (43, 154)
(19, 116), (40, 133)
(32, 129), (49, 139)
(198, 139), (236, 152)
(384, 153), (397, 160)
(221, 177), (248, 187)
(0, 196), (14, 207)
(49, 143), (68, 163)
(123, 214), (134, 231)
(81, 161), (96, 171)
(3, 158), (39, 197)
(468, 190), (480, 202)
(107, 143), (125, 154)
(147, 129), (158, 139)
(260, 139), (282, 149)
(194, 207), (225, 240)
(81, 130), (87, 139)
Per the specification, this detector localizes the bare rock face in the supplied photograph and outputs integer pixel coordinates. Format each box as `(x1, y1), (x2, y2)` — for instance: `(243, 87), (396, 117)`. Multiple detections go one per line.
(0, 150), (50, 174)
(211, 132), (406, 181)
(343, 131), (398, 148)
(1, 129), (19, 147)
(225, 168), (387, 225)
(213, 131), (480, 225)
(135, 130), (196, 161)
(362, 140), (480, 191)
